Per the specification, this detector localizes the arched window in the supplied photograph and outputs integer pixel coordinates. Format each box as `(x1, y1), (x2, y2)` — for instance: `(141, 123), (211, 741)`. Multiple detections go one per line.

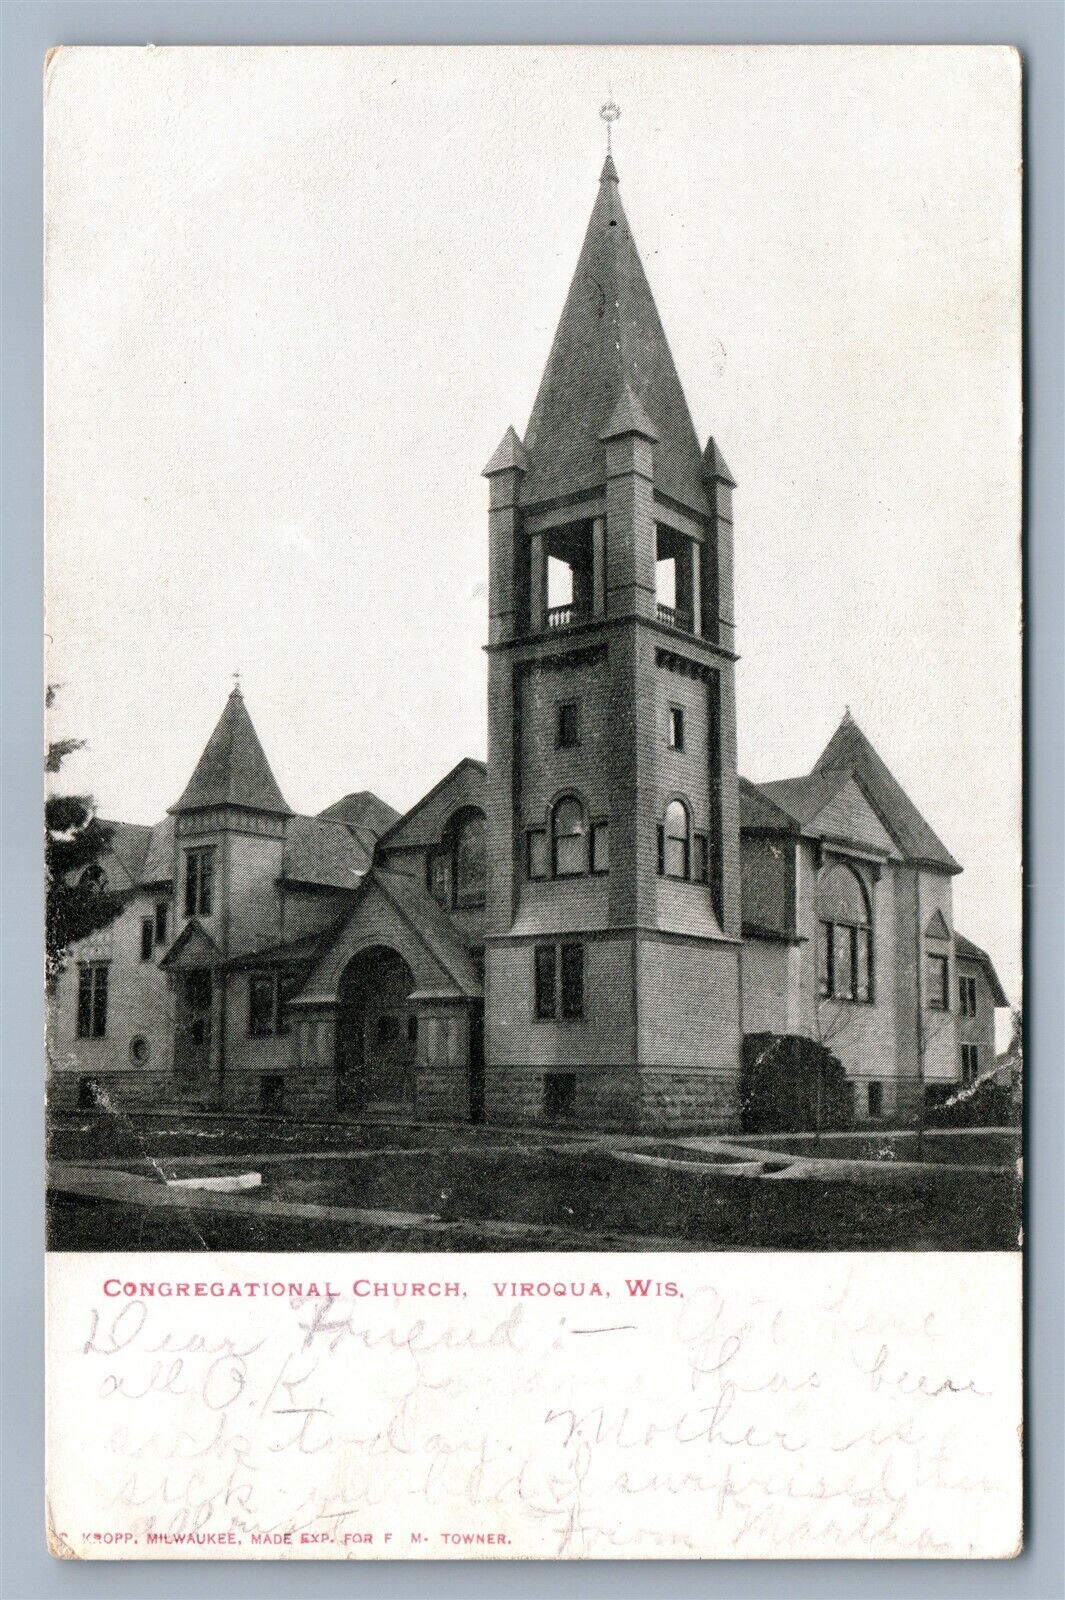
(428, 807), (487, 910)
(453, 810), (486, 908)
(662, 799), (690, 879)
(815, 862), (872, 1003)
(552, 796), (586, 877)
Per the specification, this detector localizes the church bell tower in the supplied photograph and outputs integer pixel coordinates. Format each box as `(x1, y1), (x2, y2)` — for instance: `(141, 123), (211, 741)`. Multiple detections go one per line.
(482, 150), (743, 1130)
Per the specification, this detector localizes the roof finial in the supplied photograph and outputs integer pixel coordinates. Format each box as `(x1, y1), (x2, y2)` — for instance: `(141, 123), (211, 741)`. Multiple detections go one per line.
(232, 670), (242, 697)
(599, 89), (621, 156)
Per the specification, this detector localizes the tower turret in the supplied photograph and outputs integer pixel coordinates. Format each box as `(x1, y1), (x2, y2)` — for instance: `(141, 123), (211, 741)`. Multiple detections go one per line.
(483, 152), (743, 1131)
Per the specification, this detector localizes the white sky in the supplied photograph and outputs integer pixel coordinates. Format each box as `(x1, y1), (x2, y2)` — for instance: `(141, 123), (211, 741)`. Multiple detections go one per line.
(45, 45), (1022, 1010)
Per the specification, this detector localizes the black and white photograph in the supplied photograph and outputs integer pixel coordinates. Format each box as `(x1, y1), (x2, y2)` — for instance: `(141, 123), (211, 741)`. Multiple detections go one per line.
(44, 46), (1022, 1258)
(40, 43), (1025, 1563)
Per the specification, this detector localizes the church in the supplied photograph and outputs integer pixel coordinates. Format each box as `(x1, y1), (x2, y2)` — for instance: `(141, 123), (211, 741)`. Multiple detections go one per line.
(48, 154), (1007, 1131)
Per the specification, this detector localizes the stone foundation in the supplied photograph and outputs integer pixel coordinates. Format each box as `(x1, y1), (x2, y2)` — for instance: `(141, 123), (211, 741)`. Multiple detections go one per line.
(484, 1065), (741, 1132)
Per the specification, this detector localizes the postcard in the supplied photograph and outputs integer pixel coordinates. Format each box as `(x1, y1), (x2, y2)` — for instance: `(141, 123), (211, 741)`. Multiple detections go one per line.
(44, 44), (1022, 1559)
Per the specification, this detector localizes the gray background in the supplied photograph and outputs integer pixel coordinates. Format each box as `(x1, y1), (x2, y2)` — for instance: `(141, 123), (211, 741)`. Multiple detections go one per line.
(2, 3), (1060, 1597)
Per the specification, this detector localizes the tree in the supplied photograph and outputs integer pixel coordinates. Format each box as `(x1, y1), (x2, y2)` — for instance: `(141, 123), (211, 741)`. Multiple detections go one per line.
(45, 686), (122, 979)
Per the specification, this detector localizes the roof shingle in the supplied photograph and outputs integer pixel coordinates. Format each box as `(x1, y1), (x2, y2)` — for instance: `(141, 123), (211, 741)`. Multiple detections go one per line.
(520, 159), (710, 516)
(171, 688), (291, 816)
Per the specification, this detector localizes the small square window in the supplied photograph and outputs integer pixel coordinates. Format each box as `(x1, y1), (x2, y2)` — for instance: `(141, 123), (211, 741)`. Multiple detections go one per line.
(259, 1074), (285, 1115)
(668, 706), (685, 750)
(77, 1076), (101, 1111)
(557, 701), (580, 749)
(544, 1072), (576, 1120)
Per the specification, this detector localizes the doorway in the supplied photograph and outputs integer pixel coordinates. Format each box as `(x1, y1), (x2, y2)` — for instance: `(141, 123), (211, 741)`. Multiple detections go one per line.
(336, 946), (416, 1113)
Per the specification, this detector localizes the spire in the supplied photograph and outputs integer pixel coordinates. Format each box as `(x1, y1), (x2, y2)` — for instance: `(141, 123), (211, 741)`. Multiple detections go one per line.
(520, 160), (708, 514)
(171, 687), (292, 816)
(482, 425), (529, 476)
(600, 380), (658, 442)
(701, 436), (736, 487)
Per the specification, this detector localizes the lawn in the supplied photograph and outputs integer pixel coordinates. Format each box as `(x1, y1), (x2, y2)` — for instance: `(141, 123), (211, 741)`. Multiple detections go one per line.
(47, 1114), (1021, 1253)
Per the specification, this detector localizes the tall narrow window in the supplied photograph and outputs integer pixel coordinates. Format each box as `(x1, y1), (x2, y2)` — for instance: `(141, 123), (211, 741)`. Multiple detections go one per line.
(534, 945), (557, 1020)
(663, 800), (690, 879)
(815, 862), (874, 1004)
(556, 701), (580, 749)
(692, 833), (708, 884)
(76, 963), (108, 1039)
(154, 901), (168, 946)
(668, 706), (685, 750)
(248, 974), (276, 1038)
(560, 943), (585, 1020)
(527, 829), (549, 880)
(184, 847), (214, 917)
(855, 925), (871, 1003)
(140, 917), (154, 962)
(833, 924), (855, 1000)
(552, 796), (585, 878)
(429, 853), (451, 905)
(817, 921), (832, 998)
(453, 810), (486, 908)
(927, 953), (949, 1010)
(590, 820), (610, 874)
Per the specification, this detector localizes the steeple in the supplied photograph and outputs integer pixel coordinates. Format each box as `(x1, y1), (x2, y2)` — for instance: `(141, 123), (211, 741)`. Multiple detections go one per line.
(171, 686), (292, 816)
(521, 157), (708, 515)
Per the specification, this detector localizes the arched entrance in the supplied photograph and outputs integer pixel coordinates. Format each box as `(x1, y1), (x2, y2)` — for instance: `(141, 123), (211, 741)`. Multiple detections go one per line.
(335, 946), (417, 1113)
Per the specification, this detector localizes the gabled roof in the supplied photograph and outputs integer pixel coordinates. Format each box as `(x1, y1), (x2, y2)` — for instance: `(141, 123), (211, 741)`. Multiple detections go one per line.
(171, 687), (291, 816)
(282, 815), (372, 891)
(519, 157), (710, 516)
(755, 768), (852, 831)
(373, 869), (482, 997)
(740, 769), (899, 860)
(96, 820), (153, 889)
(158, 918), (219, 970)
(296, 866), (483, 1003)
(140, 816), (175, 885)
(813, 713), (961, 873)
(925, 908), (952, 940)
(317, 790), (399, 837)
(223, 929), (330, 972)
(737, 776), (798, 833)
(377, 758), (487, 851)
(954, 931), (1009, 1005)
